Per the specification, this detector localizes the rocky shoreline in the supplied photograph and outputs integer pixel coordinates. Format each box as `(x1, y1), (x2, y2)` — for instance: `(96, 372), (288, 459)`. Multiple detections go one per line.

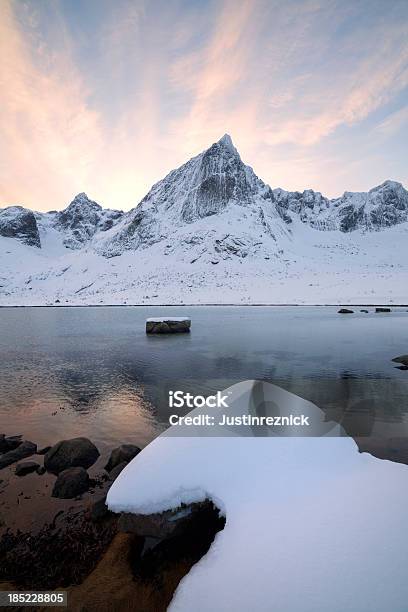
(0, 434), (225, 611)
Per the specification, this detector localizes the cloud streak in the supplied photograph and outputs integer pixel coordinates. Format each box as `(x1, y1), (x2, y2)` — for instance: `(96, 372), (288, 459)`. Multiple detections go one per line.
(1, 0), (408, 211)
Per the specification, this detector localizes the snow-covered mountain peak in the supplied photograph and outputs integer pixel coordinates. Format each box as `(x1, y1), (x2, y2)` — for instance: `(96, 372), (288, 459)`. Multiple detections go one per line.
(217, 133), (238, 155)
(368, 179), (404, 194)
(95, 133), (290, 257)
(51, 193), (123, 250)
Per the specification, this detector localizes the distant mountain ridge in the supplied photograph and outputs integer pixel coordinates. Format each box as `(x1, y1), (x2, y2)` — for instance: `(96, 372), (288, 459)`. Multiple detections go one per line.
(0, 134), (407, 306)
(1, 134), (407, 251)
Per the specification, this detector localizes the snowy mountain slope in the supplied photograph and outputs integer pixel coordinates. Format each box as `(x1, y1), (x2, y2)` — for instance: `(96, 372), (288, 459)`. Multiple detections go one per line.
(0, 217), (406, 305)
(0, 134), (407, 305)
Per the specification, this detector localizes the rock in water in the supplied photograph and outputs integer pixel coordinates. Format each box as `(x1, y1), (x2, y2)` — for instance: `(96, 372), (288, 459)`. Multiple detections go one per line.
(15, 461), (40, 476)
(146, 317), (191, 334)
(392, 355), (408, 366)
(376, 307), (391, 312)
(44, 437), (100, 474)
(338, 308), (354, 314)
(0, 434), (22, 453)
(52, 467), (90, 499)
(105, 444), (141, 472)
(0, 441), (37, 470)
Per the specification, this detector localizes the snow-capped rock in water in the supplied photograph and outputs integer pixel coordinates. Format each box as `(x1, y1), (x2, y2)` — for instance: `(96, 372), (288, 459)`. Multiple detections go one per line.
(0, 206), (41, 247)
(0, 134), (407, 305)
(51, 193), (123, 250)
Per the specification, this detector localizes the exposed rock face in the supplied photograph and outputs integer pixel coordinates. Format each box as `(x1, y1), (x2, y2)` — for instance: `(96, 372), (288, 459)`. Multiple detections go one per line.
(333, 181), (408, 232)
(118, 500), (217, 539)
(273, 188), (331, 228)
(274, 180), (408, 232)
(0, 441), (37, 470)
(338, 308), (354, 314)
(105, 444), (141, 472)
(52, 466), (90, 498)
(44, 437), (100, 474)
(0, 206), (41, 247)
(53, 193), (123, 249)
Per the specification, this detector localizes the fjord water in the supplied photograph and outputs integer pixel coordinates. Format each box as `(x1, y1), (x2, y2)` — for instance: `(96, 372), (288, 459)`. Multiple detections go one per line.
(1, 306), (408, 452)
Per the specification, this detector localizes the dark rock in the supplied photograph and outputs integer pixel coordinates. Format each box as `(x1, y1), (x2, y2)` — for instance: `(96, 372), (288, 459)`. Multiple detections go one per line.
(338, 308), (354, 314)
(108, 461), (128, 481)
(118, 500), (218, 539)
(52, 467), (90, 499)
(44, 437), (99, 474)
(15, 461), (40, 476)
(90, 495), (111, 521)
(146, 318), (191, 334)
(392, 355), (408, 366)
(37, 446), (51, 455)
(0, 434), (23, 453)
(376, 307), (391, 313)
(0, 441), (37, 470)
(36, 465), (46, 475)
(360, 309), (369, 313)
(395, 365), (408, 371)
(105, 444), (141, 472)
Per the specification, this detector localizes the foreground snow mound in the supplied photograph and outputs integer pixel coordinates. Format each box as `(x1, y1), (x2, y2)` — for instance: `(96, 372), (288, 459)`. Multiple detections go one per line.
(108, 381), (408, 612)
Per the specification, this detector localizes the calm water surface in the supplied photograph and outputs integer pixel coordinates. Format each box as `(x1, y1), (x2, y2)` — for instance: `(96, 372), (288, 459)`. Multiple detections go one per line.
(1, 306), (408, 531)
(1, 305), (408, 450)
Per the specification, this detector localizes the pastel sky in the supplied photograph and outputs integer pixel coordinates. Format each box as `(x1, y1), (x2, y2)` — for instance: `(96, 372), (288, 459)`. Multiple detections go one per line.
(1, 0), (408, 212)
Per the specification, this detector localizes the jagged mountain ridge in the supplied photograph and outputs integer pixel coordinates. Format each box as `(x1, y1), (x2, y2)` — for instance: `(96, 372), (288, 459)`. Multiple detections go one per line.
(50, 192), (124, 250)
(0, 134), (407, 306)
(1, 134), (407, 255)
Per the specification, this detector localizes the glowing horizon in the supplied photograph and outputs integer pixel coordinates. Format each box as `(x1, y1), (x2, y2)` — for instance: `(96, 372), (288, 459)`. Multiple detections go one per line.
(1, 0), (408, 212)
